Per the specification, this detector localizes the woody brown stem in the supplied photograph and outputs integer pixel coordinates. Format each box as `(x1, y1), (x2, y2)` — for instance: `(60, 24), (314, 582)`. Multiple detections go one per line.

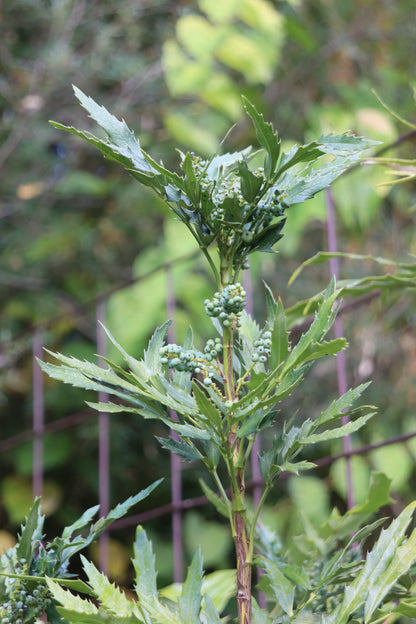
(232, 465), (252, 624)
(223, 320), (253, 624)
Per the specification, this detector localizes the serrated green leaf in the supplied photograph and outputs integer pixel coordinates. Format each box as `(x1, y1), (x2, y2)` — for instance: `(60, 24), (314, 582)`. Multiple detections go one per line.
(46, 577), (99, 615)
(61, 504), (100, 540)
(199, 479), (231, 519)
(348, 472), (392, 516)
(73, 86), (154, 174)
(250, 220), (286, 253)
(50, 120), (151, 179)
(236, 410), (275, 438)
(264, 286), (290, 370)
(163, 419), (213, 441)
(39, 356), (143, 404)
(275, 142), (323, 177)
(80, 555), (136, 617)
(201, 593), (222, 624)
(101, 323), (150, 380)
(142, 151), (187, 192)
(318, 132), (379, 155)
(81, 480), (162, 550)
(258, 557), (295, 616)
(280, 155), (359, 206)
(242, 97), (280, 177)
(193, 383), (223, 431)
(144, 321), (172, 373)
(133, 526), (158, 600)
(289, 250), (416, 285)
(16, 498), (44, 562)
(206, 148), (253, 180)
(258, 437), (281, 482)
(326, 501), (416, 624)
(238, 159), (263, 202)
(281, 280), (337, 375)
(302, 412), (375, 445)
(201, 569), (236, 613)
(364, 528), (416, 622)
(280, 460), (316, 475)
(299, 337), (347, 364)
(179, 548), (203, 624)
(316, 383), (371, 427)
(158, 436), (202, 462)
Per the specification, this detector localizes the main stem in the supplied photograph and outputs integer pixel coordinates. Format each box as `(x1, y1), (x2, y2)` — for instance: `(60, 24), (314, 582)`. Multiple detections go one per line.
(223, 316), (252, 624)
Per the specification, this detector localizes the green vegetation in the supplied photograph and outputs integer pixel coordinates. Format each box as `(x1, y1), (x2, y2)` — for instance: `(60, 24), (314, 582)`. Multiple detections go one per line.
(2, 1), (416, 622)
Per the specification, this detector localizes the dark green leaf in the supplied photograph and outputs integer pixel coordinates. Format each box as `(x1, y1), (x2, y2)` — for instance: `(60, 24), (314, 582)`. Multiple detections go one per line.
(163, 419), (213, 441)
(158, 436), (202, 462)
(242, 97), (280, 177)
(193, 382), (223, 431)
(257, 556), (295, 616)
(301, 412), (375, 444)
(133, 526), (158, 599)
(264, 286), (290, 370)
(199, 479), (230, 519)
(61, 504), (100, 540)
(236, 410), (275, 438)
(326, 502), (416, 624)
(16, 498), (44, 563)
(249, 219), (286, 253)
(238, 159), (263, 202)
(179, 549), (203, 624)
(144, 321), (172, 374)
(276, 141), (323, 177)
(316, 382), (371, 427)
(201, 593), (222, 624)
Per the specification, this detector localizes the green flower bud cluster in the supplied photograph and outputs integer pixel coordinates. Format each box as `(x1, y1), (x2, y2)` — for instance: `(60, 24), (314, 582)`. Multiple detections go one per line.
(252, 330), (272, 363)
(160, 344), (203, 374)
(159, 343), (217, 387)
(204, 284), (246, 327)
(0, 558), (51, 624)
(187, 154), (288, 274)
(203, 338), (222, 361)
(241, 190), (287, 236)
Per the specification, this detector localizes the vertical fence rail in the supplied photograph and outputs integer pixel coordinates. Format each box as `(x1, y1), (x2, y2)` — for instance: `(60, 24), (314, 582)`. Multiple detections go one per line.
(32, 330), (44, 499)
(97, 301), (110, 572)
(326, 189), (355, 509)
(165, 261), (183, 583)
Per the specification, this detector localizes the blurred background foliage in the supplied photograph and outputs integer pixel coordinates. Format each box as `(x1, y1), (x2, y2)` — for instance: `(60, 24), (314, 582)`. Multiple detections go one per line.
(1, 0), (416, 588)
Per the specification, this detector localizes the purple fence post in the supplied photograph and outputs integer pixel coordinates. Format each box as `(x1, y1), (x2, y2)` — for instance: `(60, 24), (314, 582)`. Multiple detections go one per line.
(96, 301), (110, 573)
(326, 189), (355, 509)
(165, 261), (183, 583)
(32, 330), (44, 499)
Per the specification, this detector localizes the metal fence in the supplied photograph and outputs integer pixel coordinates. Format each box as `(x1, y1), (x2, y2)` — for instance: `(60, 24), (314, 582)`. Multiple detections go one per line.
(2, 194), (416, 584)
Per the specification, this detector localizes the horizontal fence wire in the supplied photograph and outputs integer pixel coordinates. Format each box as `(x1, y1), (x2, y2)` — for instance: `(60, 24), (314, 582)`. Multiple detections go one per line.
(0, 249), (200, 356)
(110, 429), (416, 530)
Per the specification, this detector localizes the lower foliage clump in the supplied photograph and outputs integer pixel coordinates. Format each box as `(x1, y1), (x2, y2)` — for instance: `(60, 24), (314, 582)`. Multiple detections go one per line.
(2, 477), (416, 623)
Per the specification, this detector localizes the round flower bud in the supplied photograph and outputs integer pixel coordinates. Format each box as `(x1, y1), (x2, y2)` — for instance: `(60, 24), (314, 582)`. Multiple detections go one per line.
(242, 231), (254, 242)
